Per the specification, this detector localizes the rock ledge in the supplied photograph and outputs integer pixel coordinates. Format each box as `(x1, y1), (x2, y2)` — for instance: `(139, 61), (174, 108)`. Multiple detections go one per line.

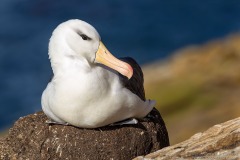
(0, 109), (169, 160)
(134, 117), (240, 160)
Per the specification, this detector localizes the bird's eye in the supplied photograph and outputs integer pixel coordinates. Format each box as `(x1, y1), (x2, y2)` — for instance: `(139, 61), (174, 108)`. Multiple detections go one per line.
(80, 34), (91, 41)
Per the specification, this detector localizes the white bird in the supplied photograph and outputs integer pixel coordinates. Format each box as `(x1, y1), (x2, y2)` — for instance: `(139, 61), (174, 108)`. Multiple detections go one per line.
(41, 19), (155, 128)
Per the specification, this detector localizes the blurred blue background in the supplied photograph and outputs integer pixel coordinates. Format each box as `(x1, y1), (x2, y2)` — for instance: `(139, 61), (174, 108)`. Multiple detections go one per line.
(1, 0), (240, 131)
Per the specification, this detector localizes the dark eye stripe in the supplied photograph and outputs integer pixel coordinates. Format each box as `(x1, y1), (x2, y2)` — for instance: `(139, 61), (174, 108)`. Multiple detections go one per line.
(80, 34), (91, 41)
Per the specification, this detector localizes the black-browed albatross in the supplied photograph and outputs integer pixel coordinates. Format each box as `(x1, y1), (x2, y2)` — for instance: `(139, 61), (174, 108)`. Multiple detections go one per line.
(41, 19), (155, 128)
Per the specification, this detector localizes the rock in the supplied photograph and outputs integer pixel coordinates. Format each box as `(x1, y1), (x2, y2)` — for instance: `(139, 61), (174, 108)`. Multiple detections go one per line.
(0, 109), (169, 160)
(134, 117), (240, 160)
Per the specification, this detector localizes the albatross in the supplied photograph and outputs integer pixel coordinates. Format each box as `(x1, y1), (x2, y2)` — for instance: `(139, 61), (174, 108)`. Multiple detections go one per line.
(41, 19), (155, 128)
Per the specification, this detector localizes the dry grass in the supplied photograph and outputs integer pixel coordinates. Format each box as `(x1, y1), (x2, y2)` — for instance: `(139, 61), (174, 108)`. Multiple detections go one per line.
(143, 34), (240, 144)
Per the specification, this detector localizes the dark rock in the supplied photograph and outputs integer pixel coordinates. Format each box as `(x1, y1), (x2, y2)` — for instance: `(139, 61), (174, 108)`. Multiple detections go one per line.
(0, 109), (169, 160)
(134, 117), (240, 160)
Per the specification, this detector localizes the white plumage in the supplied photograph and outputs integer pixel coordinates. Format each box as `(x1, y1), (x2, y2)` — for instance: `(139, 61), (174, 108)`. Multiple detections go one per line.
(41, 19), (155, 128)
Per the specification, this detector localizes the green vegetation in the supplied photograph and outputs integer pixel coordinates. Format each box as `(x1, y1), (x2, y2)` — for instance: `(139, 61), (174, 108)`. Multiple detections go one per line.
(148, 78), (203, 115)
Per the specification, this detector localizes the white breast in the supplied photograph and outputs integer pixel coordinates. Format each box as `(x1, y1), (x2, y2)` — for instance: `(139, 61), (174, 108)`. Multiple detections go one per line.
(42, 65), (155, 128)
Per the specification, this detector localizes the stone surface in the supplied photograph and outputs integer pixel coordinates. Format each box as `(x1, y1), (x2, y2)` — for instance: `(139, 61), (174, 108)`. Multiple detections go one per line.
(0, 109), (169, 160)
(134, 117), (240, 160)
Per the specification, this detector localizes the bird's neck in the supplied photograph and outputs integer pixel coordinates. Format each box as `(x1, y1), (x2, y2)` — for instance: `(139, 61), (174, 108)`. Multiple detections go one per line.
(50, 54), (91, 78)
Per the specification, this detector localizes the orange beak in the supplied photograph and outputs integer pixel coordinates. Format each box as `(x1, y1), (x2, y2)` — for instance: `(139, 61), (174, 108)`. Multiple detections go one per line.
(95, 41), (133, 79)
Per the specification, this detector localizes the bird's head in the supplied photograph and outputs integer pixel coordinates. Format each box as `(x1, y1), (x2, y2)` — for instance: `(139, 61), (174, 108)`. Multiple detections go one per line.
(49, 19), (133, 79)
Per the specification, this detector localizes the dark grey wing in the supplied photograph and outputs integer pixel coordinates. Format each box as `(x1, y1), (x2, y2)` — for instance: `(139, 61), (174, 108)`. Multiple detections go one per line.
(119, 57), (146, 101)
(119, 57), (170, 146)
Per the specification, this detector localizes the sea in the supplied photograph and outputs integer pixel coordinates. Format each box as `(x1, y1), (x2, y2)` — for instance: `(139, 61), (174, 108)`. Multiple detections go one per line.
(1, 0), (240, 131)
